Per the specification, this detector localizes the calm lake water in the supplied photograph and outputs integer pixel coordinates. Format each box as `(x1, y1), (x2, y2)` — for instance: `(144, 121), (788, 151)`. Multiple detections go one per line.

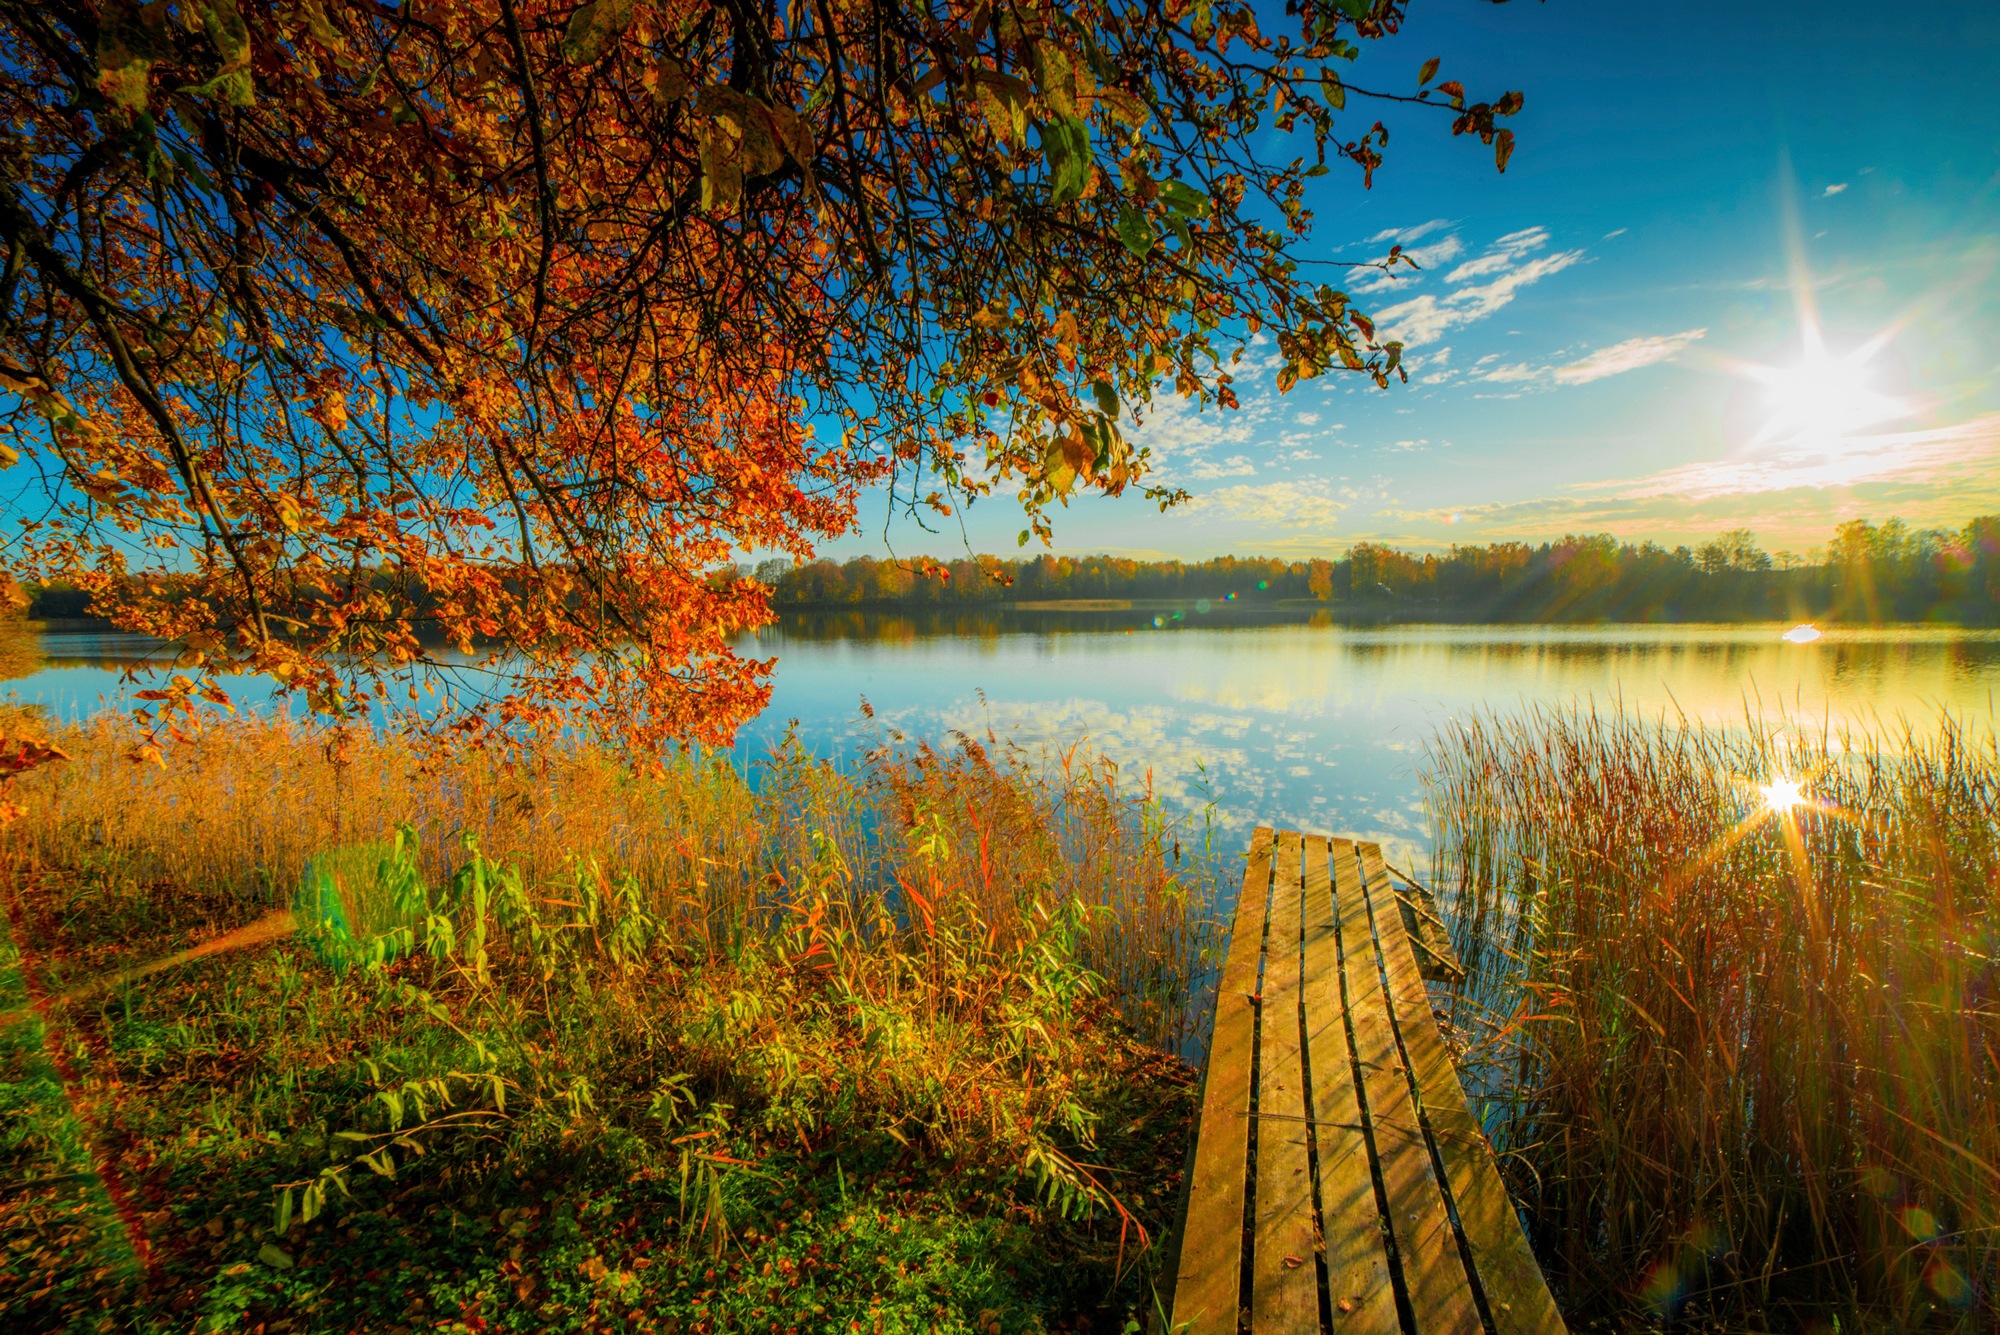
(10, 609), (1997, 872)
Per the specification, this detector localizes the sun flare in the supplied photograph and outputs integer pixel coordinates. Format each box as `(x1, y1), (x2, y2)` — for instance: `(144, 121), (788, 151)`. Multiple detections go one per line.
(1744, 337), (1908, 446)
(1761, 775), (1807, 814)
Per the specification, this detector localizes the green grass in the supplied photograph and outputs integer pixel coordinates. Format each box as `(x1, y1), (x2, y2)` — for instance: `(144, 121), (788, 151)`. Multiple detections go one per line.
(0, 713), (1222, 1334)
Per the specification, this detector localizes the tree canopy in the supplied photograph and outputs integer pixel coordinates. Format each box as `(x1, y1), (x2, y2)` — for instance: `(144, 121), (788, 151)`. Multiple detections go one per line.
(0, 0), (1523, 753)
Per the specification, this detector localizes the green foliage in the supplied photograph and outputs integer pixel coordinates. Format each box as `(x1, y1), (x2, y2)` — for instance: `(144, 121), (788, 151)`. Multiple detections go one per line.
(294, 827), (429, 972)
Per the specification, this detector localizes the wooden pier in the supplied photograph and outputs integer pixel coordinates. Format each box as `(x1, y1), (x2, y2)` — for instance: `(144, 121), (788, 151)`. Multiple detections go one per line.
(1170, 830), (1566, 1334)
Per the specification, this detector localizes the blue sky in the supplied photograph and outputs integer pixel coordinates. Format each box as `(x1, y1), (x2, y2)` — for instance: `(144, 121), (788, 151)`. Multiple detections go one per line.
(835, 0), (2000, 563)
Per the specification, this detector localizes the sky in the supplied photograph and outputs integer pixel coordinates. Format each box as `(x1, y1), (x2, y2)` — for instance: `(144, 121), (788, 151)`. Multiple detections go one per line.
(831, 0), (2000, 564)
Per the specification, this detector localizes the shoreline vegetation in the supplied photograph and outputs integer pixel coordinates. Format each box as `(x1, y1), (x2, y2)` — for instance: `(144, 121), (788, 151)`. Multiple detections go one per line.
(750, 517), (2000, 625)
(0, 711), (1222, 1334)
(1, 703), (1994, 1331)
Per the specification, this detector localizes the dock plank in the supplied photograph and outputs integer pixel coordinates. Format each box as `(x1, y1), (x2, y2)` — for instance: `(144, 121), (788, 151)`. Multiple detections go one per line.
(1173, 827), (1275, 1335)
(1299, 835), (1399, 1329)
(1360, 844), (1568, 1335)
(1174, 828), (1567, 1335)
(1252, 832), (1319, 1328)
(1333, 840), (1483, 1335)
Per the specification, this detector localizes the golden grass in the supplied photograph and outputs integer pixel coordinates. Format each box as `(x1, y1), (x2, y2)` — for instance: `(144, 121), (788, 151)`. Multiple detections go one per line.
(1426, 704), (2000, 1330)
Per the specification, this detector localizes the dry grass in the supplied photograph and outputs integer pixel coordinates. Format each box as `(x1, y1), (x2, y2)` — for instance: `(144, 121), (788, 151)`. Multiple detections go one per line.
(1425, 704), (2000, 1331)
(0, 707), (1220, 1051)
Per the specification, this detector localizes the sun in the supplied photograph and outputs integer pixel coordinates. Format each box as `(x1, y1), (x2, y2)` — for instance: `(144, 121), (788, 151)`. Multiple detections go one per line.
(1742, 333), (1908, 446)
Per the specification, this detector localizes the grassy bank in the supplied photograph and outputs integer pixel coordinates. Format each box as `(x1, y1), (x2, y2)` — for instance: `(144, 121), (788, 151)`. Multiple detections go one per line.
(0, 711), (1222, 1334)
(1426, 706), (1999, 1331)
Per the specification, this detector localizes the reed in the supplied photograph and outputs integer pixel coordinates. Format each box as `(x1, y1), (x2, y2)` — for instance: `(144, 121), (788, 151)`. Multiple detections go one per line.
(1424, 703), (2000, 1330)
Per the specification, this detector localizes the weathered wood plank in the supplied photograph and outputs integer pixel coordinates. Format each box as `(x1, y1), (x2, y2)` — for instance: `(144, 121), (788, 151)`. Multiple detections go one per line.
(1333, 840), (1483, 1335)
(1299, 835), (1399, 1329)
(1173, 827), (1275, 1335)
(1252, 831), (1318, 1328)
(1393, 876), (1466, 986)
(1360, 843), (1568, 1335)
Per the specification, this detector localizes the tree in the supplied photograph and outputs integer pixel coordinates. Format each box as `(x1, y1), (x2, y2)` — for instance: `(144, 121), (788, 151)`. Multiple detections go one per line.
(1307, 558), (1332, 602)
(0, 0), (1523, 753)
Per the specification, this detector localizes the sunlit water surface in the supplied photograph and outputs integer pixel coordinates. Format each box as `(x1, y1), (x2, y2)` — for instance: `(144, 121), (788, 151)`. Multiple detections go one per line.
(9, 610), (1996, 871)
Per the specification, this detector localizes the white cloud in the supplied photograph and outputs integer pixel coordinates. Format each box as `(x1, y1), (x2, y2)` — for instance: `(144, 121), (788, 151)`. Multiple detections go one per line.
(1182, 479), (1348, 530)
(1468, 328), (1707, 389)
(1364, 218), (1452, 246)
(1442, 252), (1513, 284)
(1492, 226), (1551, 254)
(1554, 328), (1707, 384)
(1603, 227), (1629, 239)
(1377, 247), (1585, 346)
(1404, 234), (1465, 270)
(1126, 386), (1264, 482)
(1186, 454), (1257, 481)
(1823, 182), (1849, 197)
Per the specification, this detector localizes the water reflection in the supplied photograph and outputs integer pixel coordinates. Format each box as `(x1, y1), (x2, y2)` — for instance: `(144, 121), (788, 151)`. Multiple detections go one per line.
(6, 614), (1996, 874)
(0, 620), (43, 682)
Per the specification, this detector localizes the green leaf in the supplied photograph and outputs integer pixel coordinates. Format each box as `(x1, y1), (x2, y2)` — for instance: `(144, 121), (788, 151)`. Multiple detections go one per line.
(1041, 115), (1093, 207)
(561, 0), (635, 65)
(1158, 179), (1209, 218)
(1333, 0), (1371, 18)
(1018, 529), (1031, 547)
(1092, 380), (1120, 420)
(1419, 57), (1441, 87)
(256, 1243), (294, 1270)
(1319, 70), (1345, 111)
(199, 0), (249, 65)
(185, 68), (253, 107)
(1115, 207), (1153, 259)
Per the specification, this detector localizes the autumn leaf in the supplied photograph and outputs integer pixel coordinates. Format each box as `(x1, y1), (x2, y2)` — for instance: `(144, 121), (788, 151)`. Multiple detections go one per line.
(561, 0), (636, 65)
(972, 72), (1030, 149)
(95, 0), (161, 112)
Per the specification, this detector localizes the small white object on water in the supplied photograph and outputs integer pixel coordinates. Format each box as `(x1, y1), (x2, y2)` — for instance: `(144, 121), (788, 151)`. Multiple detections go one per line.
(1781, 624), (1822, 644)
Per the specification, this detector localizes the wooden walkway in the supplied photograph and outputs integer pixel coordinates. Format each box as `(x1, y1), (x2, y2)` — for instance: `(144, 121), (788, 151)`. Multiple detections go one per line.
(1170, 830), (1566, 1335)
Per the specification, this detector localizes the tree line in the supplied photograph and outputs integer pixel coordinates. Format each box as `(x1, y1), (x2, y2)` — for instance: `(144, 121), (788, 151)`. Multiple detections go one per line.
(749, 517), (2000, 623)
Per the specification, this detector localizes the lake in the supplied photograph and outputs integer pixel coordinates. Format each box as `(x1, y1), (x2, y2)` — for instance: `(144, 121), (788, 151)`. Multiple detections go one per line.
(8, 609), (1997, 873)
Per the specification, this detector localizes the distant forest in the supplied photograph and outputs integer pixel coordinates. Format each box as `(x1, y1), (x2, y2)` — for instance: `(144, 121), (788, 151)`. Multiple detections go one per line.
(18, 516), (1999, 628)
(754, 517), (2000, 624)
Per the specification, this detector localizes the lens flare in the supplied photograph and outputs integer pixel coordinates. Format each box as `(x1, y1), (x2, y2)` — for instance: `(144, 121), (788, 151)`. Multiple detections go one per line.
(1762, 775), (1806, 813)
(1781, 623), (1822, 644)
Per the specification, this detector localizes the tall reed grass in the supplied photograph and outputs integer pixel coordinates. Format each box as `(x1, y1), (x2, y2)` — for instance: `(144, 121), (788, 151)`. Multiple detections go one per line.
(1425, 705), (1999, 1330)
(1, 708), (1221, 1053)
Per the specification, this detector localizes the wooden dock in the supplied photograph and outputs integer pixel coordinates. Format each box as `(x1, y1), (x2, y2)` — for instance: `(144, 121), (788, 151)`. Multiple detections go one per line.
(1170, 830), (1566, 1334)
